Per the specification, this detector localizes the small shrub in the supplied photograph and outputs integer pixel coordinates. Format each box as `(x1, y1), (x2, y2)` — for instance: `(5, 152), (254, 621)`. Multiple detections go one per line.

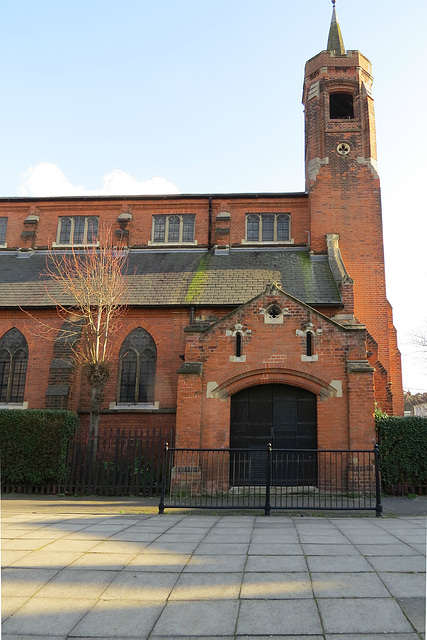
(0, 410), (79, 485)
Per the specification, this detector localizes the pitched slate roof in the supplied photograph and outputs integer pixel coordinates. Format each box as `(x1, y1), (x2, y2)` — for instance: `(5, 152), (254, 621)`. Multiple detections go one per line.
(0, 248), (342, 308)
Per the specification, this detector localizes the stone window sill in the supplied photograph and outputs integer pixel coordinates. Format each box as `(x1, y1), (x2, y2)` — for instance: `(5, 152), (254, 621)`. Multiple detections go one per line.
(301, 355), (319, 362)
(109, 402), (159, 411)
(0, 402), (28, 410)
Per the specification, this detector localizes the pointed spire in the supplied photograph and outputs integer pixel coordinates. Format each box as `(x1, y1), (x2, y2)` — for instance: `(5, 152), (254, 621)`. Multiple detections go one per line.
(327, 0), (345, 55)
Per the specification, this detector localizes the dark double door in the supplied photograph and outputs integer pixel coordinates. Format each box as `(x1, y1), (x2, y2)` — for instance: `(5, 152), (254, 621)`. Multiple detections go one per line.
(230, 384), (317, 485)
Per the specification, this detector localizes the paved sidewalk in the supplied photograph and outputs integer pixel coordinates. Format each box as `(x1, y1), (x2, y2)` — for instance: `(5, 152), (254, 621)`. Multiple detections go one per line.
(1, 505), (426, 639)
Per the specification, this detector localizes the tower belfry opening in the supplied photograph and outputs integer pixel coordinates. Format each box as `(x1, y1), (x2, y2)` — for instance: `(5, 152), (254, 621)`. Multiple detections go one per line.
(330, 93), (354, 119)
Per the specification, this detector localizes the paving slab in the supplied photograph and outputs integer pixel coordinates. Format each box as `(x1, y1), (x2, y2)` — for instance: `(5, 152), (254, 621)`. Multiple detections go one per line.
(0, 550), (33, 566)
(2, 597), (95, 636)
(240, 571), (312, 599)
(237, 599), (323, 635)
(194, 542), (249, 555)
(311, 571), (390, 597)
(35, 569), (117, 599)
(355, 543), (422, 555)
(248, 542), (302, 555)
(397, 597), (426, 634)
(368, 554), (425, 572)
(237, 637), (323, 640)
(152, 600), (239, 636)
(325, 635), (422, 640)
(306, 555), (375, 572)
(67, 551), (136, 570)
(1, 567), (61, 597)
(245, 554), (308, 572)
(1, 597), (31, 622)
(70, 600), (165, 638)
(302, 543), (361, 555)
(250, 531), (300, 543)
(152, 637), (234, 640)
(169, 572), (242, 600)
(317, 597), (415, 634)
(183, 553), (247, 572)
(125, 552), (191, 572)
(2, 636), (68, 640)
(379, 571), (427, 598)
(101, 571), (179, 601)
(9, 549), (84, 569)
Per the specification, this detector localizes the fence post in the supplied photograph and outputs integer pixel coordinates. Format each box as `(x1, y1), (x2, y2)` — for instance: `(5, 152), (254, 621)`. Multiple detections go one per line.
(158, 442), (169, 515)
(264, 443), (272, 516)
(374, 444), (383, 517)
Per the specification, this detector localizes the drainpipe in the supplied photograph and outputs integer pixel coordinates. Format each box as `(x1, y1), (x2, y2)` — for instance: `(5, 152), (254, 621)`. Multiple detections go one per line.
(208, 195), (213, 249)
(190, 306), (195, 325)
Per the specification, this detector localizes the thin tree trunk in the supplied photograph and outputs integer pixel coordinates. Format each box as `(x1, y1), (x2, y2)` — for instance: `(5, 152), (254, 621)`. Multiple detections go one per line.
(87, 363), (110, 468)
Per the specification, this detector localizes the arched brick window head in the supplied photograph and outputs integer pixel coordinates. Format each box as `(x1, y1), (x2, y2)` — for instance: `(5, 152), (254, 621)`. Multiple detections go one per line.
(0, 328), (28, 403)
(118, 328), (157, 404)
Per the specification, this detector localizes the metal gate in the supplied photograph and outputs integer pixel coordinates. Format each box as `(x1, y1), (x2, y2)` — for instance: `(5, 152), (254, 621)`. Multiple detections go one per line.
(159, 445), (383, 516)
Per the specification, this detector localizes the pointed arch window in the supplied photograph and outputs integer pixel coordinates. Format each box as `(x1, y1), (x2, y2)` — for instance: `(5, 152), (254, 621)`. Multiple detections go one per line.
(0, 329), (28, 404)
(118, 328), (157, 404)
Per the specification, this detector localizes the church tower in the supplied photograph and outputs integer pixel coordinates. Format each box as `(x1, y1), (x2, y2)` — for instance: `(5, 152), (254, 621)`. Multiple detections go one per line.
(302, 1), (403, 414)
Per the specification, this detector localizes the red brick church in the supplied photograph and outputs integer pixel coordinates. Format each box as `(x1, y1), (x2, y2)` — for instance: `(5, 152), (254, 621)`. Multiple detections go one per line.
(0, 3), (403, 456)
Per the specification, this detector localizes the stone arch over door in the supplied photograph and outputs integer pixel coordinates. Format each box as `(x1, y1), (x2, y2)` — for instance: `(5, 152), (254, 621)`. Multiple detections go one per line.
(230, 383), (317, 485)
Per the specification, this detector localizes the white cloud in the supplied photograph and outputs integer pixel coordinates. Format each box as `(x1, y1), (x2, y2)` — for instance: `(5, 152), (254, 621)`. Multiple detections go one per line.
(19, 162), (180, 197)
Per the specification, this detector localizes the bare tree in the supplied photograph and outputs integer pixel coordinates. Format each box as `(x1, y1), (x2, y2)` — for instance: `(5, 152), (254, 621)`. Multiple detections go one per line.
(411, 327), (427, 353)
(34, 227), (129, 439)
(411, 323), (427, 371)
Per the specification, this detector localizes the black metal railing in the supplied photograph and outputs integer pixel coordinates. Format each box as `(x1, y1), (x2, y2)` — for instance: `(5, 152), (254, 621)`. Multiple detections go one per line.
(63, 428), (168, 496)
(159, 444), (382, 516)
(2, 428), (171, 497)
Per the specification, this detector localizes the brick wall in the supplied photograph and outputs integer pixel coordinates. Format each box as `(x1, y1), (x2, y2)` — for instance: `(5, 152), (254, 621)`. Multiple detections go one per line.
(176, 286), (374, 450)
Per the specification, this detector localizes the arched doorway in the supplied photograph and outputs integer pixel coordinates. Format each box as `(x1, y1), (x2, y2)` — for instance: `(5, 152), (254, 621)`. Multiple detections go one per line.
(230, 384), (317, 485)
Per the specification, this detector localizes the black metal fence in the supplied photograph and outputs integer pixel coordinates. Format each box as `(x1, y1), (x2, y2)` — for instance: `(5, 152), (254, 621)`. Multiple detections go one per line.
(2, 428), (170, 497)
(159, 445), (382, 516)
(64, 428), (168, 496)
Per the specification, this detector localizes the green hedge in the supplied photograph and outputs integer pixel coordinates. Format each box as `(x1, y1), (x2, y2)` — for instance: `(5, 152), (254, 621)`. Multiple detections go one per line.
(0, 410), (79, 485)
(376, 414), (427, 491)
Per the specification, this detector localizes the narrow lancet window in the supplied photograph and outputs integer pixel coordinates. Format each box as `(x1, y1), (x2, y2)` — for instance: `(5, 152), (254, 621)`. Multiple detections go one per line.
(236, 333), (242, 358)
(306, 332), (313, 357)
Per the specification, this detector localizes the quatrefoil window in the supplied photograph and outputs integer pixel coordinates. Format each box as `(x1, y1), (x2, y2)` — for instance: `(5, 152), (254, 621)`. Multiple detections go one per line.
(337, 143), (351, 156)
(267, 305), (282, 320)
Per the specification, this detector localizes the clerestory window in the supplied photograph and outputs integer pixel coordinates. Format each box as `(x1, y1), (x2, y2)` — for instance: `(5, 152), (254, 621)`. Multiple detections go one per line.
(0, 329), (28, 404)
(56, 216), (99, 245)
(152, 214), (195, 244)
(245, 213), (290, 243)
(118, 328), (157, 404)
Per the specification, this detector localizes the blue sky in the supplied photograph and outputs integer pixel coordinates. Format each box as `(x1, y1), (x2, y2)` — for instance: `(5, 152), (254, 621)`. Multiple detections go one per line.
(2, 0), (427, 393)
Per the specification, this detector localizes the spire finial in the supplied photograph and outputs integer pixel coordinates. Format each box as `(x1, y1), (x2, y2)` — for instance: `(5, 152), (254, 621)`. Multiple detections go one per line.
(327, 0), (345, 54)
